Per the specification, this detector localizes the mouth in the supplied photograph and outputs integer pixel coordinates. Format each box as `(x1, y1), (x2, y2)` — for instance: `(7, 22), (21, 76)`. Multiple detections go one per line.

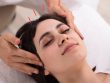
(62, 43), (79, 55)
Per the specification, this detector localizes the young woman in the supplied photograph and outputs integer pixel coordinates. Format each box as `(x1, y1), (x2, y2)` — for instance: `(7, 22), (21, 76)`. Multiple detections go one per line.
(0, 0), (82, 76)
(16, 13), (103, 83)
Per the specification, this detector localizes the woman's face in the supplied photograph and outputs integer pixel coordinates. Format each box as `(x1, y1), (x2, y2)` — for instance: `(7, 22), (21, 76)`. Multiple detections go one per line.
(34, 19), (87, 74)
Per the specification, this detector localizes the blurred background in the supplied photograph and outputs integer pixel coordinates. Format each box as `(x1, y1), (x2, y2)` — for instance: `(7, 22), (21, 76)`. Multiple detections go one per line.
(77, 0), (110, 24)
(3, 0), (110, 34)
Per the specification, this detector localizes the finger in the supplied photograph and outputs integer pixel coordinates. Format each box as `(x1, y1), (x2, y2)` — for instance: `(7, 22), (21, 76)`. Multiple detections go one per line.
(66, 12), (74, 27)
(49, 6), (66, 17)
(0, 37), (16, 55)
(0, 37), (12, 59)
(16, 49), (40, 61)
(66, 15), (84, 40)
(55, 6), (66, 16)
(2, 32), (20, 45)
(10, 56), (42, 65)
(44, 70), (49, 75)
(55, 7), (66, 17)
(68, 19), (84, 40)
(0, 36), (8, 48)
(61, 5), (84, 40)
(11, 63), (39, 75)
(66, 14), (84, 39)
(61, 5), (74, 24)
(61, 5), (74, 27)
(74, 24), (84, 40)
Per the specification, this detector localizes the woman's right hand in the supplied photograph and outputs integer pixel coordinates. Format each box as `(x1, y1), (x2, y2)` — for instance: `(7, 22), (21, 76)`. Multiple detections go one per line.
(0, 32), (41, 75)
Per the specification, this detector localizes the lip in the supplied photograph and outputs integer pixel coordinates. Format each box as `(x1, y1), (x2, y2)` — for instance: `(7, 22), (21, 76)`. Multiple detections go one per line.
(62, 43), (78, 55)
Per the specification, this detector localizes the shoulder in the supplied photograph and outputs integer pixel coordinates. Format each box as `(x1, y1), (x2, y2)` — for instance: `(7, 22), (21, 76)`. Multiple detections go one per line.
(96, 73), (110, 83)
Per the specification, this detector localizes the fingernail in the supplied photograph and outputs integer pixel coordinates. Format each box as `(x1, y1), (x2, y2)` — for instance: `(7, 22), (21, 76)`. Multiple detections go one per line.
(28, 72), (32, 75)
(39, 63), (43, 66)
(33, 70), (38, 74)
(82, 36), (84, 40)
(15, 39), (20, 44)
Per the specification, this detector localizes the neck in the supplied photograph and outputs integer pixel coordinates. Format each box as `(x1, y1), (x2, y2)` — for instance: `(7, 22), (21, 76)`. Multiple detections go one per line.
(54, 61), (102, 83)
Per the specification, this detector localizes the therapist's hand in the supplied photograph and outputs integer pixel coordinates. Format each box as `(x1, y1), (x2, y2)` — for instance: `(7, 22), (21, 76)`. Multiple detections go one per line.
(0, 32), (41, 75)
(45, 0), (84, 39)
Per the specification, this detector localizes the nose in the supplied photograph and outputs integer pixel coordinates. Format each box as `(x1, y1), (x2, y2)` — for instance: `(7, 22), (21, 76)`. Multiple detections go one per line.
(58, 34), (69, 46)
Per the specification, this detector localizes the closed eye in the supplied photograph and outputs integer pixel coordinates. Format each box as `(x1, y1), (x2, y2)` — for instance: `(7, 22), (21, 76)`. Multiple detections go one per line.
(62, 28), (70, 34)
(43, 39), (53, 47)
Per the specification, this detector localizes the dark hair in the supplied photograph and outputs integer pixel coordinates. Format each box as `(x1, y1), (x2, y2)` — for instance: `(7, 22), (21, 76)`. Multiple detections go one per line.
(16, 13), (68, 83)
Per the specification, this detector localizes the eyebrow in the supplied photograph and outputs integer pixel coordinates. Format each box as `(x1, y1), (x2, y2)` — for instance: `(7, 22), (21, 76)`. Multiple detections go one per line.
(39, 23), (64, 44)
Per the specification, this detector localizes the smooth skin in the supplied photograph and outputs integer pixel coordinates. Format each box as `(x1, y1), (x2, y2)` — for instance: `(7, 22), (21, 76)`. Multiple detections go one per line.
(33, 19), (100, 83)
(0, 0), (83, 75)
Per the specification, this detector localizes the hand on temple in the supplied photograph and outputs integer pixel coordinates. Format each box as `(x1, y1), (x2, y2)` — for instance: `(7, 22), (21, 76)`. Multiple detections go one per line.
(45, 0), (84, 39)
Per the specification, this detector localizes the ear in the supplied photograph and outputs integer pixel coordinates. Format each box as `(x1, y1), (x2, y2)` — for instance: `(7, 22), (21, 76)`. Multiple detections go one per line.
(44, 69), (50, 75)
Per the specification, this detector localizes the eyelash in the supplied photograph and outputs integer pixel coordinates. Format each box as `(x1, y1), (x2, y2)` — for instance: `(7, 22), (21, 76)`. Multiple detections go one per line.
(62, 28), (70, 34)
(43, 39), (53, 47)
(43, 28), (70, 47)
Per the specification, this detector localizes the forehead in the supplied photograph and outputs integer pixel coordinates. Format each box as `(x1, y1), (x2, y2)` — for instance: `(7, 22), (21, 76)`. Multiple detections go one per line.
(37, 19), (62, 33)
(35, 19), (62, 39)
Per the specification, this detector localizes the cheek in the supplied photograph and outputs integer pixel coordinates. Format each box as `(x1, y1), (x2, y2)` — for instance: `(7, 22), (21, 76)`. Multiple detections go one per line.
(39, 45), (65, 74)
(70, 31), (79, 39)
(39, 45), (60, 66)
(74, 40), (87, 63)
(40, 48), (57, 63)
(70, 32), (87, 62)
(81, 42), (87, 58)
